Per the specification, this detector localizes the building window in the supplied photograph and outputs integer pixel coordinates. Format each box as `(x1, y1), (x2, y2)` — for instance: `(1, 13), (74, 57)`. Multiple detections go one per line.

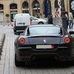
(32, 0), (40, 17)
(22, 1), (29, 8)
(32, 0), (40, 8)
(0, 4), (3, 10)
(22, 1), (29, 13)
(10, 3), (17, 22)
(10, 3), (17, 9)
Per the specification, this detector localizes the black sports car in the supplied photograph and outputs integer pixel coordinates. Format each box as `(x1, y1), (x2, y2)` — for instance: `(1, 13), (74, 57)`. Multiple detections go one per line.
(14, 24), (74, 66)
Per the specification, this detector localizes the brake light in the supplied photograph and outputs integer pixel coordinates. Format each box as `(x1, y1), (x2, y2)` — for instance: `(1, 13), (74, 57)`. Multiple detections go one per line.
(19, 38), (25, 45)
(51, 45), (54, 48)
(64, 37), (70, 44)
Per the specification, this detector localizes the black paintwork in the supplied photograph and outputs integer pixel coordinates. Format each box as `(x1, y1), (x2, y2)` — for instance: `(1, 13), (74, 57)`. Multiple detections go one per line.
(14, 24), (74, 62)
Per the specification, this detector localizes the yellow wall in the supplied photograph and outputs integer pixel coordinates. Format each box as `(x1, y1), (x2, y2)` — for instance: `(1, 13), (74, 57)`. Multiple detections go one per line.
(0, 0), (70, 22)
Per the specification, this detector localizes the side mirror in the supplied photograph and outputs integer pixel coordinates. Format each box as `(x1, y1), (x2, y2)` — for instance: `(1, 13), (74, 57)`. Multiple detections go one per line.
(69, 31), (74, 34)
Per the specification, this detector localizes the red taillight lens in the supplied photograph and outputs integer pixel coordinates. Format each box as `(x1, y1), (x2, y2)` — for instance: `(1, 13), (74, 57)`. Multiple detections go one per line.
(51, 45), (54, 48)
(19, 38), (25, 45)
(64, 37), (70, 44)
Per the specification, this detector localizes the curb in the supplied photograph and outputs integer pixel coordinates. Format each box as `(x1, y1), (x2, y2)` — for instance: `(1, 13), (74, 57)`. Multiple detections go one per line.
(0, 33), (5, 59)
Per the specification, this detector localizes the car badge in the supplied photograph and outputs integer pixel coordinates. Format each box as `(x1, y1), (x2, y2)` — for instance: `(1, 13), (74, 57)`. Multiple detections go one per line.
(43, 39), (46, 43)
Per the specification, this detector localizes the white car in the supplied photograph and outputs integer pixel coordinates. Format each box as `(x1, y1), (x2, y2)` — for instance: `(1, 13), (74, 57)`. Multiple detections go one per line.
(13, 13), (31, 34)
(30, 16), (47, 25)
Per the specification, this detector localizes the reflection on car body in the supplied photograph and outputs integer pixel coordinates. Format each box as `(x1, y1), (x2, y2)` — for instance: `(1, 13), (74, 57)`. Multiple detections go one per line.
(14, 24), (74, 67)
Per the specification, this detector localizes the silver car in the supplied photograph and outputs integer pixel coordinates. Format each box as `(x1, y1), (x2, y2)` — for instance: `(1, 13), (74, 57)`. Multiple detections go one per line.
(30, 16), (47, 25)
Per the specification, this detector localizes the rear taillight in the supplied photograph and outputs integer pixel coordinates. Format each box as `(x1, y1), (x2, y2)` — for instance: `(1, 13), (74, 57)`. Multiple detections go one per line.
(64, 37), (70, 44)
(19, 38), (25, 45)
(51, 45), (54, 48)
(14, 20), (16, 27)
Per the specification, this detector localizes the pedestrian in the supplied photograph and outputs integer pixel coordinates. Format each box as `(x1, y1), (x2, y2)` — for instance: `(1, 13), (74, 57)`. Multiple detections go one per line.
(65, 12), (69, 30)
(61, 11), (68, 31)
(68, 12), (73, 29)
(55, 8), (59, 18)
(48, 13), (53, 24)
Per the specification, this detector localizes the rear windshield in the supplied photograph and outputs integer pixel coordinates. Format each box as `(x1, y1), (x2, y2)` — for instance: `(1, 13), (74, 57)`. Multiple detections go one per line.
(29, 26), (62, 36)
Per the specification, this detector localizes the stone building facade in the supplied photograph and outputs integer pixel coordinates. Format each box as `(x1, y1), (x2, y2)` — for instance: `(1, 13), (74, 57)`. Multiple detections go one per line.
(0, 0), (73, 22)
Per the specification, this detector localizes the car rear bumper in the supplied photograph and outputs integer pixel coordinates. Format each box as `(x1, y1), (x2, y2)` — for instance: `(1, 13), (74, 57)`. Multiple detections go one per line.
(14, 26), (27, 32)
(18, 47), (69, 55)
(16, 45), (71, 61)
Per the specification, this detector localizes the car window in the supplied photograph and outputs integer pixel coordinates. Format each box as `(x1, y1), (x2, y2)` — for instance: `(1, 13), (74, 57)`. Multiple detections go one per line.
(29, 26), (62, 36)
(31, 16), (38, 20)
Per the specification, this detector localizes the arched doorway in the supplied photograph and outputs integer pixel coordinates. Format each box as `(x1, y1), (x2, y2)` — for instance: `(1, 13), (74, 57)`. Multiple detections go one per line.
(70, 0), (74, 17)
(10, 3), (17, 22)
(43, 0), (51, 17)
(0, 4), (4, 22)
(32, 0), (40, 17)
(22, 1), (29, 13)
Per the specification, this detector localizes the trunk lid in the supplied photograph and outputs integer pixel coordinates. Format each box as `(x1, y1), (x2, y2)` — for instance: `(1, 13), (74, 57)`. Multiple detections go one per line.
(28, 35), (62, 44)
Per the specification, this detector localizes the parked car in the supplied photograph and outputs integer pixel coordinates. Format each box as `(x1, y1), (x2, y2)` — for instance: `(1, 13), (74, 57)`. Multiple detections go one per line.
(13, 13), (31, 34)
(30, 16), (47, 25)
(14, 24), (74, 66)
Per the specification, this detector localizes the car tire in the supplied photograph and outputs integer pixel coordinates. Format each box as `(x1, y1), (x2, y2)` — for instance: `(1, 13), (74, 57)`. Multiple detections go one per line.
(71, 47), (74, 61)
(60, 47), (74, 62)
(70, 48), (74, 65)
(15, 54), (24, 67)
(38, 22), (44, 24)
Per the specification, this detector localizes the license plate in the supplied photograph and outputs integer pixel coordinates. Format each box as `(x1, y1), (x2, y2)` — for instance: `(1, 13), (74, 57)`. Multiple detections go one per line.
(17, 23), (25, 25)
(36, 45), (53, 49)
